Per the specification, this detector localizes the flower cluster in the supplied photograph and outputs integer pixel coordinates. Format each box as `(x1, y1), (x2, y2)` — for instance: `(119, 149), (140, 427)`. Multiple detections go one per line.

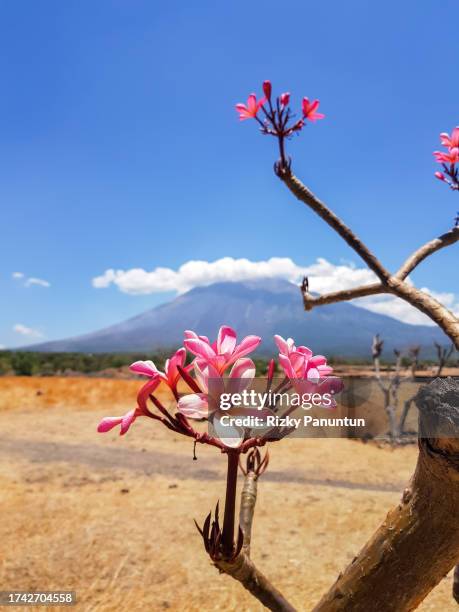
(434, 127), (459, 192)
(235, 80), (324, 175)
(97, 326), (339, 452)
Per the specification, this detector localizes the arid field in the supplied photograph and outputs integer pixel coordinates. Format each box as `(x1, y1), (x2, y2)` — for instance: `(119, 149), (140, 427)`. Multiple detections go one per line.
(0, 376), (456, 611)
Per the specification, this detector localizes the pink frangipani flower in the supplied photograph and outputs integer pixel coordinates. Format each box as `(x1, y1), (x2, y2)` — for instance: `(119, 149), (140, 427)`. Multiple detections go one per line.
(235, 94), (266, 121)
(130, 348), (191, 394)
(184, 325), (261, 373)
(433, 126), (459, 194)
(274, 334), (333, 381)
(234, 81), (325, 174)
(97, 375), (161, 435)
(302, 97), (325, 122)
(440, 127), (459, 150)
(98, 325), (341, 454)
(177, 357), (256, 419)
(433, 148), (459, 164)
(97, 408), (140, 436)
(177, 357), (258, 448)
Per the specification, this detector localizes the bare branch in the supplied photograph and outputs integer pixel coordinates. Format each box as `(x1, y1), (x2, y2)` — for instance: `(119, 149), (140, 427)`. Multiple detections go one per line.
(215, 553), (296, 612)
(386, 278), (459, 347)
(279, 172), (459, 347)
(280, 172), (391, 282)
(302, 281), (387, 311)
(395, 226), (459, 280)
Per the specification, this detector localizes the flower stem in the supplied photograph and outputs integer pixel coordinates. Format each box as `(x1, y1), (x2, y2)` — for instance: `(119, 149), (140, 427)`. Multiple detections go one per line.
(221, 450), (239, 558)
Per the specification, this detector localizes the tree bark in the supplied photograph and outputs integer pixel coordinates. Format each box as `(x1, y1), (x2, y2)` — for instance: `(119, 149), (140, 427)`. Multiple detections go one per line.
(239, 471), (257, 556)
(215, 552), (296, 612)
(312, 378), (459, 612)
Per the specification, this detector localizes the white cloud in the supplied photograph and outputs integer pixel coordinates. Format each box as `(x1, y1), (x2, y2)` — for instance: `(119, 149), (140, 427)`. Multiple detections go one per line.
(358, 288), (459, 326)
(12, 272), (50, 288)
(92, 256), (376, 296)
(13, 324), (44, 339)
(92, 256), (459, 327)
(24, 277), (51, 288)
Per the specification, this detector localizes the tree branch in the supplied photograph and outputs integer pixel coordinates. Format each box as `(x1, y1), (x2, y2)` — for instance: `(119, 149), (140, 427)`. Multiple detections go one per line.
(395, 226), (459, 280)
(280, 172), (459, 347)
(302, 282), (387, 310)
(280, 172), (391, 282)
(312, 378), (459, 612)
(215, 553), (296, 612)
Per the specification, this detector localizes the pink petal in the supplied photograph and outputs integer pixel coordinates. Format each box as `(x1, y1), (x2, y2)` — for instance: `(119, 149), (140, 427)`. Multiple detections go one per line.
(120, 409), (137, 435)
(290, 351), (307, 375)
(297, 345), (313, 360)
(274, 334), (289, 355)
(194, 360), (222, 394)
(129, 360), (158, 377)
(317, 365), (334, 377)
(136, 376), (162, 413)
(217, 325), (237, 355)
(451, 127), (459, 148)
(184, 338), (217, 361)
(309, 355), (327, 367)
(278, 353), (295, 379)
(177, 393), (209, 419)
(247, 94), (257, 114)
(97, 416), (123, 433)
(184, 330), (199, 340)
(307, 367), (321, 381)
(166, 348), (186, 385)
(227, 358), (256, 394)
(212, 416), (244, 449)
(230, 335), (262, 363)
(229, 357), (256, 380)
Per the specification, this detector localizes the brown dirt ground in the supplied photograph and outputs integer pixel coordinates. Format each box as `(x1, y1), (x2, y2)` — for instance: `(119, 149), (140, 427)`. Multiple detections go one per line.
(0, 376), (455, 611)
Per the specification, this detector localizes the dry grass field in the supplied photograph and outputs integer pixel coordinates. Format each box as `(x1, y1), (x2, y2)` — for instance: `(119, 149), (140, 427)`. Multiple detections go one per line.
(0, 376), (455, 611)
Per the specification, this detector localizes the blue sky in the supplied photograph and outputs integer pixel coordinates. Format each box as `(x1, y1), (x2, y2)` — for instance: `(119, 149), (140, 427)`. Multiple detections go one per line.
(1, 0), (458, 348)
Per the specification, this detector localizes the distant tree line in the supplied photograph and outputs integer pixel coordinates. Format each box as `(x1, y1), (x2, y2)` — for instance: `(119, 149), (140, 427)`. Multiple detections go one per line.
(0, 349), (454, 377)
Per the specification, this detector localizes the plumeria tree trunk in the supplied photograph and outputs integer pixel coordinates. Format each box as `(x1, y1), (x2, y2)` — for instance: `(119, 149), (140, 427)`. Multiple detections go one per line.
(312, 378), (459, 612)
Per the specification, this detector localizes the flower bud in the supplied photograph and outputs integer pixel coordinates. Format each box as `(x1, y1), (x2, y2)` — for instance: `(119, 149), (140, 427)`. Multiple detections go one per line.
(279, 92), (290, 107)
(435, 171), (446, 182)
(267, 358), (275, 381)
(262, 80), (272, 100)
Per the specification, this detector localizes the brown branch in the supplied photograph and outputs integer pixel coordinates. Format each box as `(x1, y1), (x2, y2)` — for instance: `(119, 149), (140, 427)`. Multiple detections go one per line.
(313, 378), (459, 612)
(281, 172), (459, 347)
(280, 172), (391, 282)
(453, 564), (459, 604)
(302, 228), (459, 311)
(386, 278), (459, 347)
(395, 226), (459, 280)
(302, 282), (387, 310)
(215, 553), (296, 612)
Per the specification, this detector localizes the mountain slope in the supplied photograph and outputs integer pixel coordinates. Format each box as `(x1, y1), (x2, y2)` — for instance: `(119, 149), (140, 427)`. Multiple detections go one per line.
(27, 279), (448, 357)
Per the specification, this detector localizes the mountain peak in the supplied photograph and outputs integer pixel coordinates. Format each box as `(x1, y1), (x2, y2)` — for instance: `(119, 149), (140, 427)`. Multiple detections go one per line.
(26, 280), (447, 357)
